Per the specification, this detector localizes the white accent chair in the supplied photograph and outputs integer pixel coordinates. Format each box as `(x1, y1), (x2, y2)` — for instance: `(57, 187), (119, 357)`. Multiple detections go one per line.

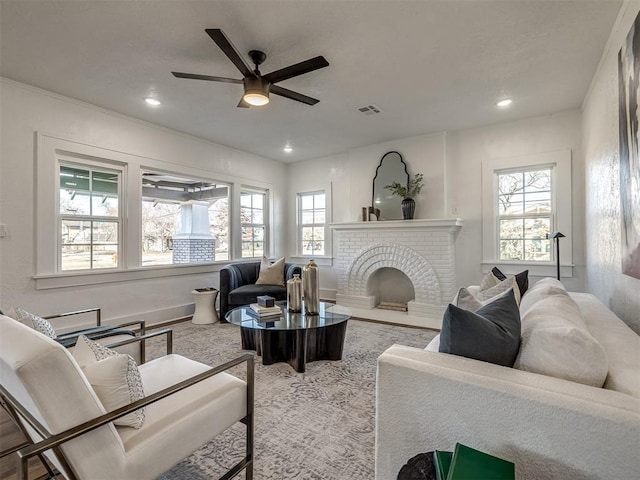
(0, 315), (254, 480)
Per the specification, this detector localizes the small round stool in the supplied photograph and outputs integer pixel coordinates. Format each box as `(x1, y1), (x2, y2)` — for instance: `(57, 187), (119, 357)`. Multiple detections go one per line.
(191, 288), (219, 324)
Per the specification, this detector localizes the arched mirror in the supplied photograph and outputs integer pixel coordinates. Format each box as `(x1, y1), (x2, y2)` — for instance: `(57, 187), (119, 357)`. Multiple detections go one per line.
(372, 151), (409, 220)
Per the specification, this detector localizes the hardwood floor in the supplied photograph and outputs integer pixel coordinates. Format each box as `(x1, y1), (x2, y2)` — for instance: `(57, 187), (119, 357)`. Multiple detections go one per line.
(1, 408), (49, 480)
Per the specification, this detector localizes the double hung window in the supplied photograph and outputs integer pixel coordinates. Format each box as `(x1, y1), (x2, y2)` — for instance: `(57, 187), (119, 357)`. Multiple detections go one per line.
(59, 164), (121, 271)
(240, 190), (267, 258)
(497, 167), (552, 261)
(298, 192), (326, 256)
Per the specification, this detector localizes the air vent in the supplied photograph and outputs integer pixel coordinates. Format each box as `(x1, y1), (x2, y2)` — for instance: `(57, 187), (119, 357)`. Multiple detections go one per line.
(358, 104), (383, 115)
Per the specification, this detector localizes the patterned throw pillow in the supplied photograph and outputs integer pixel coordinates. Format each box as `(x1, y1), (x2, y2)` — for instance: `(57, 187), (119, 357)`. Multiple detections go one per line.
(455, 286), (518, 312)
(477, 276), (521, 305)
(12, 307), (57, 339)
(76, 335), (145, 429)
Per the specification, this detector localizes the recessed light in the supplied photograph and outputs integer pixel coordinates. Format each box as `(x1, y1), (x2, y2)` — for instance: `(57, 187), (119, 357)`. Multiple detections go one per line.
(145, 98), (161, 106)
(497, 99), (512, 108)
(284, 144), (293, 153)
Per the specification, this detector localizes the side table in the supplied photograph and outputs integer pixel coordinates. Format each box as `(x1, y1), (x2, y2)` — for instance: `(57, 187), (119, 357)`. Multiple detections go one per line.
(191, 288), (219, 324)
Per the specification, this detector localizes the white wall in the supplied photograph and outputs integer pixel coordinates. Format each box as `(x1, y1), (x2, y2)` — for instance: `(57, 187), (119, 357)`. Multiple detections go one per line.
(287, 132), (447, 298)
(582, 1), (640, 332)
(288, 111), (586, 298)
(0, 79), (287, 326)
(448, 109), (585, 291)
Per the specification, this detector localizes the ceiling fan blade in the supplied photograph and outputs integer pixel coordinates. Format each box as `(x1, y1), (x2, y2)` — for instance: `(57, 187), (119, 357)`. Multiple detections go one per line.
(172, 72), (242, 84)
(270, 85), (320, 105)
(237, 97), (250, 108)
(205, 28), (254, 78)
(263, 56), (329, 84)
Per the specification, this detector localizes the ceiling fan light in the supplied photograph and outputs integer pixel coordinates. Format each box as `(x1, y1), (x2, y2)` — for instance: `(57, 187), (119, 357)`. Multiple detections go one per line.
(244, 91), (270, 106)
(243, 76), (270, 106)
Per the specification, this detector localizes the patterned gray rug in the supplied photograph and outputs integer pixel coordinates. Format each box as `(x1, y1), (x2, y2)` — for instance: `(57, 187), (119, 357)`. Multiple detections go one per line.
(148, 319), (437, 480)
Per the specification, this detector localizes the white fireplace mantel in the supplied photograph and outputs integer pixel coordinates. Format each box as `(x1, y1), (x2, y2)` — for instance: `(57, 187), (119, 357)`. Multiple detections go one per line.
(331, 218), (463, 231)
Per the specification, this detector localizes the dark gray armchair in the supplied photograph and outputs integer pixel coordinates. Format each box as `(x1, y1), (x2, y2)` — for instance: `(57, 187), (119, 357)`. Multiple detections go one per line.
(219, 261), (302, 320)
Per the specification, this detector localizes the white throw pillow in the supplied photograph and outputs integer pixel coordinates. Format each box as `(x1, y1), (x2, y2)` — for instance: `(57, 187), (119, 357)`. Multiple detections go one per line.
(456, 286), (518, 312)
(514, 295), (608, 387)
(425, 335), (440, 352)
(255, 256), (286, 286)
(12, 307), (57, 339)
(76, 335), (145, 428)
(479, 271), (502, 291)
(477, 276), (521, 305)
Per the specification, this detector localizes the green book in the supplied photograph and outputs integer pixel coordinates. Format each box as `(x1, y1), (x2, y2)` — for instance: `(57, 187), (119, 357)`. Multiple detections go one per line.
(433, 450), (453, 480)
(446, 443), (515, 480)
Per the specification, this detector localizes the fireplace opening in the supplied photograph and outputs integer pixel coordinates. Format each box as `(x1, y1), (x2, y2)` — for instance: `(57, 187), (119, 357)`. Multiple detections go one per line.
(367, 267), (415, 311)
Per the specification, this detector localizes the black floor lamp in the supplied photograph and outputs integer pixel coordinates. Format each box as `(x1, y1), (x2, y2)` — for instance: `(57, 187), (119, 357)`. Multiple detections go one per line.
(549, 231), (565, 280)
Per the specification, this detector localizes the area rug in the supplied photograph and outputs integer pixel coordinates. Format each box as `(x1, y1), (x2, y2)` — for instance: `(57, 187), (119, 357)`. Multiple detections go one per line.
(149, 319), (437, 480)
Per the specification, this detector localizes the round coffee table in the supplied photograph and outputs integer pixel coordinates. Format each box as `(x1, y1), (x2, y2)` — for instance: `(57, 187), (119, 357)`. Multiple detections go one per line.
(225, 302), (351, 373)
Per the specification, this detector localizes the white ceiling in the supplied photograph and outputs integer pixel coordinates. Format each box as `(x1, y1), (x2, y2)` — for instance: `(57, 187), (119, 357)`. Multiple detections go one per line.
(0, 1), (622, 163)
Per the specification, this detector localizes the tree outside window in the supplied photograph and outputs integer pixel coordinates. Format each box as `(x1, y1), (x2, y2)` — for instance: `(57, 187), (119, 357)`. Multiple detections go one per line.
(497, 168), (553, 261)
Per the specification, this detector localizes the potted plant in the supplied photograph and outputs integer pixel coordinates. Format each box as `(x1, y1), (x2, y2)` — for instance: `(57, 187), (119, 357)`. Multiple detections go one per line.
(385, 173), (424, 220)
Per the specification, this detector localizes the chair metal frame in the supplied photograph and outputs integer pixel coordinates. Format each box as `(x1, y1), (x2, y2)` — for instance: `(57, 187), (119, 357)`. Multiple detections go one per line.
(0, 329), (255, 480)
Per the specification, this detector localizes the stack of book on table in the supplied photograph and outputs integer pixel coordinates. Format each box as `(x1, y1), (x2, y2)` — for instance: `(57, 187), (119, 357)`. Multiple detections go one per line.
(248, 303), (282, 318)
(434, 443), (515, 480)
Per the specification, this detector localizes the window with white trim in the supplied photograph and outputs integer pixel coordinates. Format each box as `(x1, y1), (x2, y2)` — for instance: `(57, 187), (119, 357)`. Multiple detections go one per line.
(481, 149), (573, 277)
(59, 163), (121, 271)
(298, 191), (326, 256)
(240, 189), (267, 258)
(496, 167), (552, 261)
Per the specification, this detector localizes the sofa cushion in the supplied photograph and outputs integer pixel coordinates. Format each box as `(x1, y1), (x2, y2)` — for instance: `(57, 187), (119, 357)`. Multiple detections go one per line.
(519, 277), (568, 316)
(228, 284), (287, 306)
(514, 294), (608, 387)
(570, 292), (640, 398)
(255, 256), (286, 286)
(439, 289), (521, 367)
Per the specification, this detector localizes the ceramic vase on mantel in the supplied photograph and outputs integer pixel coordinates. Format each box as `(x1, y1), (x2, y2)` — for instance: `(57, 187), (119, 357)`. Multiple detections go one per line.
(401, 198), (416, 220)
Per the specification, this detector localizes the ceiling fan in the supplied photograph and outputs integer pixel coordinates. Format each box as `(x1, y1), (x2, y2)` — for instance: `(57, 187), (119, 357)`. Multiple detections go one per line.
(172, 29), (329, 108)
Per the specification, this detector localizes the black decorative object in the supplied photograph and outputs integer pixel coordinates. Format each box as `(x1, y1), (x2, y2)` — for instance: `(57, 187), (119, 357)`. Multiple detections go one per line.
(401, 198), (416, 220)
(397, 452), (437, 480)
(549, 231), (565, 280)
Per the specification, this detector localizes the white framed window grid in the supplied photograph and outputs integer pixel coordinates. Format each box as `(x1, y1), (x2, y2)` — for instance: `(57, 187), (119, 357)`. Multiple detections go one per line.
(240, 189), (268, 258)
(495, 165), (554, 262)
(58, 160), (123, 272)
(298, 191), (326, 256)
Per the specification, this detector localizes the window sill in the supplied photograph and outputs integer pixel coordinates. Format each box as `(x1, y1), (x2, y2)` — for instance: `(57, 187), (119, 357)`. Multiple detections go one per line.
(33, 262), (226, 290)
(481, 261), (574, 278)
(288, 255), (334, 267)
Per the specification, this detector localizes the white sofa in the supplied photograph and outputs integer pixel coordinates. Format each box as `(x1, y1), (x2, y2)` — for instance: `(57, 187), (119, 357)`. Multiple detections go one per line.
(375, 280), (640, 479)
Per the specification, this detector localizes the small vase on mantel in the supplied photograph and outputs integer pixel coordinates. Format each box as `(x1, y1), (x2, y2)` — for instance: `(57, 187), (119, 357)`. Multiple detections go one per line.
(401, 198), (416, 220)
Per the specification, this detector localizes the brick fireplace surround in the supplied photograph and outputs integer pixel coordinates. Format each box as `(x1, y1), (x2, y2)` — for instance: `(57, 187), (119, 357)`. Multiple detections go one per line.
(331, 219), (463, 329)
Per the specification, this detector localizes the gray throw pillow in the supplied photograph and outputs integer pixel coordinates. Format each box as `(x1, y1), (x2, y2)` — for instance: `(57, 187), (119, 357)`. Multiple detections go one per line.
(439, 289), (521, 367)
